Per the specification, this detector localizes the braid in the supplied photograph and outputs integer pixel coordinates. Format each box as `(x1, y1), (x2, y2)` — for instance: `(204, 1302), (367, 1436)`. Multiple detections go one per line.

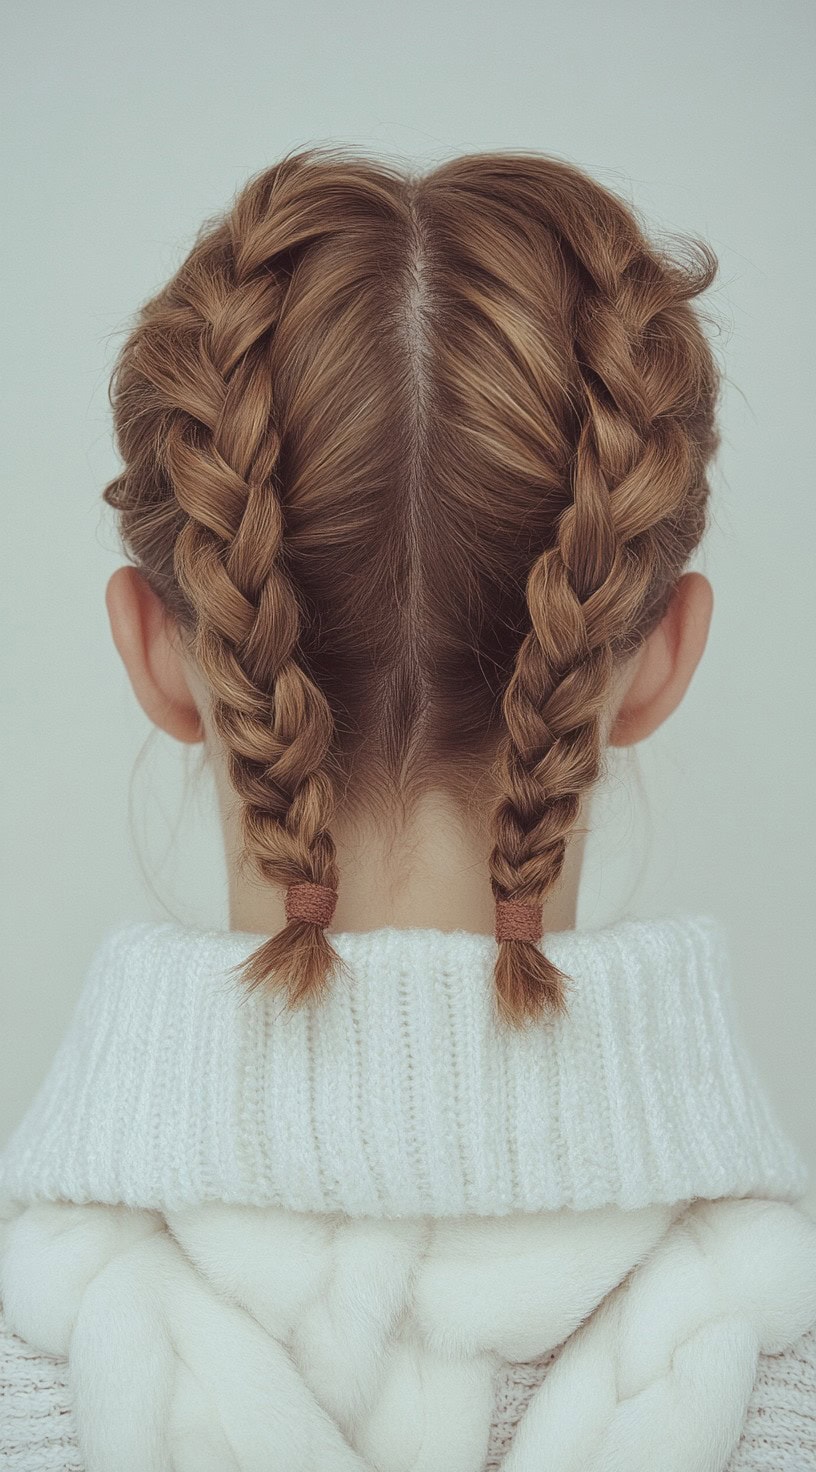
(106, 163), (349, 1006)
(489, 211), (714, 1023)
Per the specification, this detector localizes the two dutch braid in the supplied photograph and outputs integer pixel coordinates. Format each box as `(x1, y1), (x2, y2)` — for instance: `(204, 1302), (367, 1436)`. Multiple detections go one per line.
(104, 147), (720, 1025)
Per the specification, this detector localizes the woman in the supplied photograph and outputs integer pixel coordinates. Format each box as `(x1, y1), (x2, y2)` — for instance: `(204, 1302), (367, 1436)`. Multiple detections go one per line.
(1, 145), (814, 1470)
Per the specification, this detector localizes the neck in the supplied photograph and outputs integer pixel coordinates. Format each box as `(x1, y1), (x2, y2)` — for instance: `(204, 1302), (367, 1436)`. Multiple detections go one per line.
(221, 786), (589, 938)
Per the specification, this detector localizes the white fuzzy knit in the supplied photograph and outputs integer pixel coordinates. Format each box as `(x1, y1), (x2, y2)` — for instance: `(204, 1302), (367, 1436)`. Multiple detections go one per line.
(0, 914), (807, 1215)
(1, 1197), (816, 1472)
(1, 1316), (815, 1471)
(1, 912), (815, 1471)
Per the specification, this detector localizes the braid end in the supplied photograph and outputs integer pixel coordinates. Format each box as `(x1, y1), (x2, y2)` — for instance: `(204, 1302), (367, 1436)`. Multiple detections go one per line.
(237, 921), (343, 1009)
(493, 940), (571, 1026)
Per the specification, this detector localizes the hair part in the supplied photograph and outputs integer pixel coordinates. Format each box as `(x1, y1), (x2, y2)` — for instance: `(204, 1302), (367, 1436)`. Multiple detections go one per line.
(103, 143), (722, 1026)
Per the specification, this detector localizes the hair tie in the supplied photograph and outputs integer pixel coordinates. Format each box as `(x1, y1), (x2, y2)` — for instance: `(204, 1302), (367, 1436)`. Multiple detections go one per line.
(285, 881), (338, 928)
(495, 898), (543, 944)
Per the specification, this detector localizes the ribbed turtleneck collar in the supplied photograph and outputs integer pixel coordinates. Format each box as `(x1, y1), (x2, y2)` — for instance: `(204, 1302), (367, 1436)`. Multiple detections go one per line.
(0, 914), (807, 1217)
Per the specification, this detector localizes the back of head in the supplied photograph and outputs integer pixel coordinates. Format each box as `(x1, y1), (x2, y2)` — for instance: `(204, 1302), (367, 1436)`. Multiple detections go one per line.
(103, 144), (721, 1025)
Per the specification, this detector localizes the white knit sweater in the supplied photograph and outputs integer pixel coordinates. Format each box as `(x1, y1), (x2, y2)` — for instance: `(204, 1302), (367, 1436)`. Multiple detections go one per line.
(1, 912), (815, 1471)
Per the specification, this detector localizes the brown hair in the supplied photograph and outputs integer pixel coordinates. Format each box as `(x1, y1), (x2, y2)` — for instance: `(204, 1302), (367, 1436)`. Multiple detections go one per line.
(103, 144), (721, 1025)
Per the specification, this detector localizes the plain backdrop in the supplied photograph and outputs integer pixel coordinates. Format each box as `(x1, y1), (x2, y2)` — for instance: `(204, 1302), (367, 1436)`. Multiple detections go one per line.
(1, 0), (814, 1208)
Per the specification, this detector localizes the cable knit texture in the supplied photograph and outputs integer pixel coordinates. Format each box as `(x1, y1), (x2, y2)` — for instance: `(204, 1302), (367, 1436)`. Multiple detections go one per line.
(1, 913), (815, 1471)
(1, 1311), (815, 1471)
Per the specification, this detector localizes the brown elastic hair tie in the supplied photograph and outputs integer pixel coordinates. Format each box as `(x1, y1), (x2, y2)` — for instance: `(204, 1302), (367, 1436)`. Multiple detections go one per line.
(495, 898), (543, 944)
(285, 881), (338, 928)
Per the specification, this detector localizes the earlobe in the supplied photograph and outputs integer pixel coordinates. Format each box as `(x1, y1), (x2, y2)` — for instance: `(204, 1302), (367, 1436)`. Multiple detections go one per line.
(608, 572), (713, 748)
(105, 567), (204, 744)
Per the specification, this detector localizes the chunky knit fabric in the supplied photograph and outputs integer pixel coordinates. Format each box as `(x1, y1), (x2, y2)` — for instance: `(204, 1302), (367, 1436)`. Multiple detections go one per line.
(1, 1314), (814, 1471)
(484, 1330), (816, 1470)
(1, 913), (814, 1472)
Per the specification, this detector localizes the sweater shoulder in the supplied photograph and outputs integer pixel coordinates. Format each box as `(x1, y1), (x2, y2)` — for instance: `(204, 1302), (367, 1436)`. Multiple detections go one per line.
(730, 1325), (816, 1470)
(0, 1313), (82, 1469)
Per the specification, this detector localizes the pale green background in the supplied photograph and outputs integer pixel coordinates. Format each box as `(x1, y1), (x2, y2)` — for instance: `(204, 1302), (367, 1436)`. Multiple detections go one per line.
(2, 0), (814, 1207)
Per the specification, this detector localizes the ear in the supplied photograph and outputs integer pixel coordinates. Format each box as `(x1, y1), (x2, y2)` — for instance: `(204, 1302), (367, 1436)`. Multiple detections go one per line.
(105, 566), (204, 744)
(608, 571), (713, 747)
